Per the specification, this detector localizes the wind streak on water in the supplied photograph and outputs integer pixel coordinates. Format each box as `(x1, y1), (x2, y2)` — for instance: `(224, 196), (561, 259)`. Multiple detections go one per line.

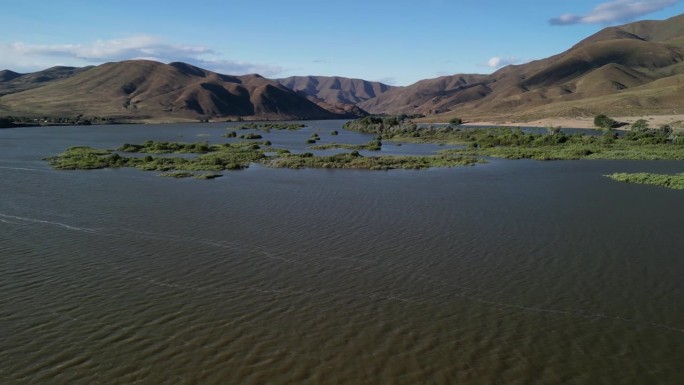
(1, 211), (682, 337)
(0, 213), (100, 233)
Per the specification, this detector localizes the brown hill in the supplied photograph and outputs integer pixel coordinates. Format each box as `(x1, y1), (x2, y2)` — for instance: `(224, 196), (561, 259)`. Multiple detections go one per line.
(0, 70), (21, 82)
(277, 76), (395, 117)
(0, 66), (92, 96)
(278, 76), (393, 104)
(358, 13), (684, 120)
(0, 61), (347, 121)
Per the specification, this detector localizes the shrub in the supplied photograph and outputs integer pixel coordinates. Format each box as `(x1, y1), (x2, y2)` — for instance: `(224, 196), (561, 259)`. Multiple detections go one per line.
(239, 133), (262, 139)
(659, 124), (673, 137)
(594, 114), (617, 129)
(631, 119), (649, 132)
(0, 117), (16, 128)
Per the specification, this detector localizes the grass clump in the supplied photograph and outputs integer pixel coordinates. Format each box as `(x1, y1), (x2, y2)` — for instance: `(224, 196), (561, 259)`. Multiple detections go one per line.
(605, 172), (684, 190)
(159, 171), (223, 179)
(239, 133), (263, 139)
(267, 151), (481, 170)
(159, 171), (195, 178)
(236, 123), (306, 131)
(48, 141), (267, 173)
(310, 140), (382, 151)
(46, 146), (122, 169)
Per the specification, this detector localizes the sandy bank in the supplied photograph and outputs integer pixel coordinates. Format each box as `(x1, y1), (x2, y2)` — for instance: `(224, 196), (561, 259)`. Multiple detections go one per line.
(466, 114), (684, 130)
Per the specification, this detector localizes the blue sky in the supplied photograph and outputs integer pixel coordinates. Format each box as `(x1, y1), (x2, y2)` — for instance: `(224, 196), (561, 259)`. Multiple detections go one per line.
(1, 0), (683, 85)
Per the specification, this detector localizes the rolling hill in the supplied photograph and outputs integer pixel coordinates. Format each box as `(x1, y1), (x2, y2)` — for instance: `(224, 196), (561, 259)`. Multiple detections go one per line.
(2, 13), (684, 123)
(0, 61), (351, 121)
(0, 66), (93, 97)
(358, 13), (684, 121)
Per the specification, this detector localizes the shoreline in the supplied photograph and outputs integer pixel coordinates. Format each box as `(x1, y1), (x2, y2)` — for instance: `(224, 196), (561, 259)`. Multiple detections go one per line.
(464, 114), (684, 130)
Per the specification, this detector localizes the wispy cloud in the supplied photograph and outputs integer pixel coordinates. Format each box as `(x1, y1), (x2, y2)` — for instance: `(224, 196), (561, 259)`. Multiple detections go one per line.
(0, 35), (284, 76)
(483, 56), (521, 69)
(549, 0), (678, 26)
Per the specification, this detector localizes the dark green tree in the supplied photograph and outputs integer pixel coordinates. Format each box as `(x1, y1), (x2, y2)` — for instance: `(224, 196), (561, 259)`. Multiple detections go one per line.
(594, 114), (617, 129)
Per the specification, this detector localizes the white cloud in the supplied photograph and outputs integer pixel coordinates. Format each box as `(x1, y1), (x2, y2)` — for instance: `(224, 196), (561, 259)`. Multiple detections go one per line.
(484, 56), (520, 69)
(549, 0), (679, 25)
(0, 35), (284, 77)
(193, 59), (284, 78)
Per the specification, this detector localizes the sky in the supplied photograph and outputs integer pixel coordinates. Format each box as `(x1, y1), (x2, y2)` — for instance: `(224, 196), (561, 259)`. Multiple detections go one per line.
(1, 0), (683, 86)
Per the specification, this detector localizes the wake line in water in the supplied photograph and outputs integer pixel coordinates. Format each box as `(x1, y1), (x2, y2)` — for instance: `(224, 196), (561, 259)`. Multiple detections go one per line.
(0, 165), (47, 172)
(2, 212), (682, 336)
(0, 213), (100, 233)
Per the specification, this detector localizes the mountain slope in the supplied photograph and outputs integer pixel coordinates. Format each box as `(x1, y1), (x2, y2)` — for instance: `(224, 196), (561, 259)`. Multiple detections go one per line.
(0, 66), (92, 96)
(277, 75), (394, 105)
(359, 13), (684, 119)
(0, 61), (345, 120)
(277, 76), (395, 117)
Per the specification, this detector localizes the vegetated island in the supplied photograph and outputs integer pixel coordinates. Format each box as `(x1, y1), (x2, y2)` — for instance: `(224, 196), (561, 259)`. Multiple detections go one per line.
(232, 122), (307, 131)
(342, 115), (684, 189)
(46, 138), (480, 177)
(343, 116), (684, 161)
(605, 172), (684, 190)
(46, 115), (683, 186)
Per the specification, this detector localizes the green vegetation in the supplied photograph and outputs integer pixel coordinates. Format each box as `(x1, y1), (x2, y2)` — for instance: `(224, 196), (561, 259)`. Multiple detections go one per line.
(594, 114), (618, 129)
(438, 127), (684, 161)
(48, 141), (269, 172)
(1, 114), (118, 126)
(343, 117), (683, 161)
(0, 117), (17, 128)
(46, 118), (684, 179)
(605, 172), (684, 190)
(159, 171), (195, 178)
(223, 131), (237, 138)
(118, 141), (213, 153)
(631, 119), (649, 132)
(236, 122), (306, 131)
(267, 151), (481, 170)
(331, 130), (339, 136)
(47, 135), (479, 176)
(449, 117), (463, 126)
(239, 133), (262, 139)
(310, 140), (382, 151)
(343, 115), (421, 139)
(159, 171), (223, 179)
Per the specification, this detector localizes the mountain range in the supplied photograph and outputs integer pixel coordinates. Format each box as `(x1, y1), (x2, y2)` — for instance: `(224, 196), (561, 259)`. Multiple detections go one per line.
(1, 14), (683, 123)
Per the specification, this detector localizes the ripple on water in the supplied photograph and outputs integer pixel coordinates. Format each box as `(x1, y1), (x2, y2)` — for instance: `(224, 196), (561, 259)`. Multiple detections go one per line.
(1, 126), (683, 384)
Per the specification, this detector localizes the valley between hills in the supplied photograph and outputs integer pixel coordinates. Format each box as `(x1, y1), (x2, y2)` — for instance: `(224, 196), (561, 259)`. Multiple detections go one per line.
(1, 14), (684, 126)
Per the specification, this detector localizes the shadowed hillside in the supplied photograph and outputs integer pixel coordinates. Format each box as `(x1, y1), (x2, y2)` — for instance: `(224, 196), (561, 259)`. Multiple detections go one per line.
(359, 14), (684, 120)
(277, 76), (395, 118)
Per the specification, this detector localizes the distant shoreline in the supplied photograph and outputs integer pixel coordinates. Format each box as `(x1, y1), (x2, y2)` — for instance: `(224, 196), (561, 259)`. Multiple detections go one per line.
(464, 114), (684, 130)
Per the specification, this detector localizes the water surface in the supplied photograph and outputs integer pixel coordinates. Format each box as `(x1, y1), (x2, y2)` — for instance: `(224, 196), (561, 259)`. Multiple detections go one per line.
(1, 122), (682, 384)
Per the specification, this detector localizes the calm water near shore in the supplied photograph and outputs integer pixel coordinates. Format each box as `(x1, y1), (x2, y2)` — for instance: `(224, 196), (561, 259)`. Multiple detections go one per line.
(1, 121), (682, 384)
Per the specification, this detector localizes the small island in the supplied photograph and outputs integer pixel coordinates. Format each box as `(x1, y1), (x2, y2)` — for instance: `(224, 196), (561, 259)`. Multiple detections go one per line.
(605, 172), (684, 190)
